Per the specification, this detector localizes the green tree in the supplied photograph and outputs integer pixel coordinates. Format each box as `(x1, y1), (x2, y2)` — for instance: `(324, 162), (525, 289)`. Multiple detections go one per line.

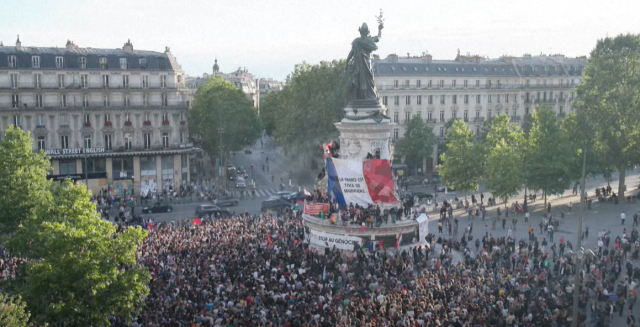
(575, 33), (640, 197)
(259, 60), (347, 160)
(437, 120), (483, 197)
(395, 116), (436, 175)
(0, 294), (30, 327)
(190, 76), (262, 183)
(524, 107), (573, 204)
(482, 114), (525, 205)
(8, 181), (150, 326)
(0, 126), (52, 236)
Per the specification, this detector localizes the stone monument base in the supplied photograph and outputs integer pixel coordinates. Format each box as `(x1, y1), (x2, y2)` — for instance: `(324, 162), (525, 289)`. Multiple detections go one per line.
(335, 101), (394, 161)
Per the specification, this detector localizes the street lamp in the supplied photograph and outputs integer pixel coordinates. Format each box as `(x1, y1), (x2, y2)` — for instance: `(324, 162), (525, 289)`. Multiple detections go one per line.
(572, 146), (587, 327)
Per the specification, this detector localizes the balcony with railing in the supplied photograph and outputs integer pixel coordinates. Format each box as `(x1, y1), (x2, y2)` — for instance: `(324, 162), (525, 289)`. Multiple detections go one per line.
(0, 85), (186, 93)
(473, 116), (485, 123)
(0, 101), (189, 111)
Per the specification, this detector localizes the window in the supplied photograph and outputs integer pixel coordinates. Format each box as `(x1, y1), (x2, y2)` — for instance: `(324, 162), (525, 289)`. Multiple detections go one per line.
(439, 110), (445, 122)
(103, 95), (109, 107)
(139, 58), (147, 69)
(440, 95), (445, 105)
(34, 74), (41, 88)
(104, 113), (111, 123)
(428, 95), (433, 105)
(162, 133), (169, 148)
(496, 110), (501, 116)
(512, 109), (517, 117)
(124, 133), (132, 150)
(487, 109), (492, 119)
(476, 110), (480, 119)
(505, 94), (509, 103)
(404, 80), (410, 88)
(439, 127), (444, 137)
(393, 112), (398, 123)
(393, 129), (399, 140)
(476, 126), (480, 136)
(180, 131), (186, 143)
(475, 80), (480, 87)
(427, 111), (433, 122)
(144, 113), (150, 121)
(464, 110), (469, 121)
(124, 113), (131, 122)
(143, 94), (149, 106)
(100, 57), (108, 69)
(55, 56), (64, 69)
(35, 95), (43, 108)
(405, 112), (410, 122)
(60, 94), (67, 108)
(393, 96), (399, 106)
(162, 93), (168, 106)
(37, 136), (45, 151)
(85, 159), (107, 174)
(84, 135), (92, 148)
(487, 80), (492, 88)
(104, 134), (112, 150)
(81, 74), (88, 88)
(8, 55), (17, 68)
(12, 95), (19, 108)
(488, 95), (492, 103)
(79, 57), (87, 69)
(452, 110), (457, 119)
(464, 95), (469, 104)
(393, 80), (398, 88)
(380, 81), (387, 90)
(405, 96), (411, 105)
(143, 133), (152, 149)
(560, 105), (564, 113)
(59, 160), (76, 175)
(102, 75), (109, 88)
(140, 156), (156, 177)
(382, 96), (388, 106)
(120, 58), (128, 70)
(464, 80), (468, 88)
(13, 115), (21, 127)
(157, 57), (166, 70)
(10, 74), (18, 88)
(82, 95), (89, 108)
(416, 80), (421, 88)
(112, 157), (134, 179)
(57, 74), (65, 88)
(439, 80), (444, 88)
(160, 75), (167, 88)
(84, 114), (90, 124)
(416, 111), (422, 118)
(514, 94), (518, 103)
(124, 95), (130, 107)
(122, 75), (129, 88)
(417, 95), (422, 105)
(142, 75), (149, 88)
(60, 135), (69, 149)
(496, 95), (500, 103)
(60, 114), (70, 126)
(452, 95), (457, 104)
(452, 80), (457, 88)
(32, 56), (40, 68)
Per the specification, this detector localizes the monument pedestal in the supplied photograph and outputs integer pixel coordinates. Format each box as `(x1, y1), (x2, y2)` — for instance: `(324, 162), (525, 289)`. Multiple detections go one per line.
(334, 100), (395, 161)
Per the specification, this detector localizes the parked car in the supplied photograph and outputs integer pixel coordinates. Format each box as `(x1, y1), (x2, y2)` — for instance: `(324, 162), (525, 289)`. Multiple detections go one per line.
(195, 204), (230, 218)
(261, 198), (291, 211)
(244, 148), (252, 154)
(411, 192), (434, 201)
(236, 178), (247, 188)
(403, 176), (425, 187)
(214, 196), (239, 207)
(286, 191), (306, 203)
(142, 202), (173, 214)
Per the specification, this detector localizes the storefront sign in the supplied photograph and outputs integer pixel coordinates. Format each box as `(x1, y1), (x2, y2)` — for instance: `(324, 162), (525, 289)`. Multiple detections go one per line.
(307, 229), (363, 251)
(179, 143), (193, 148)
(45, 148), (107, 156)
(304, 203), (330, 216)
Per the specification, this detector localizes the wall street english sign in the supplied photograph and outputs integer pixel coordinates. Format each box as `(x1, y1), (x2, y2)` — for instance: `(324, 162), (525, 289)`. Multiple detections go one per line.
(44, 148), (107, 156)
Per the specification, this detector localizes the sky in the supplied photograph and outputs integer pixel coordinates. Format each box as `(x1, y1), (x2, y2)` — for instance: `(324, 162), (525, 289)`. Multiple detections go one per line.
(1, 0), (639, 80)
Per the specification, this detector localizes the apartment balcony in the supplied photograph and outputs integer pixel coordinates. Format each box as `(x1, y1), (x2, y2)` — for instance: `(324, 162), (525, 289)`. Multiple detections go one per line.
(473, 117), (485, 123)
(143, 120), (152, 126)
(0, 102), (189, 111)
(511, 115), (521, 122)
(162, 120), (170, 126)
(0, 85), (186, 93)
(104, 121), (113, 127)
(425, 119), (437, 124)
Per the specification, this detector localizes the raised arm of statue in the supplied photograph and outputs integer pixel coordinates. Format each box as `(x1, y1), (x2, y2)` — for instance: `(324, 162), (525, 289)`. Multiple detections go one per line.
(376, 23), (383, 40)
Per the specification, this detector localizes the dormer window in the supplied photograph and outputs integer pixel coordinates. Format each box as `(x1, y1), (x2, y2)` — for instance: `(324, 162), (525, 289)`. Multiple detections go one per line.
(79, 57), (87, 69)
(120, 58), (128, 70)
(139, 58), (147, 69)
(8, 55), (17, 68)
(100, 57), (108, 69)
(55, 57), (64, 69)
(32, 56), (40, 68)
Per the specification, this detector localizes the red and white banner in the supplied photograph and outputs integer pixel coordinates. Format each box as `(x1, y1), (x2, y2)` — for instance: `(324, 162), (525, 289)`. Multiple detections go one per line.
(328, 158), (398, 207)
(304, 203), (330, 216)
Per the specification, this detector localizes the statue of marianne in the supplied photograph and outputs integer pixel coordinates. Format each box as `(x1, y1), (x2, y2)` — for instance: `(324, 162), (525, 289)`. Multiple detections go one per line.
(345, 21), (383, 105)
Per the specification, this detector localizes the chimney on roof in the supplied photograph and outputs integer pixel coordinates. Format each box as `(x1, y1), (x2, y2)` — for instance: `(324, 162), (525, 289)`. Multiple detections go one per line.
(16, 35), (21, 51)
(66, 40), (77, 52)
(0, 41), (3, 46)
(123, 39), (133, 53)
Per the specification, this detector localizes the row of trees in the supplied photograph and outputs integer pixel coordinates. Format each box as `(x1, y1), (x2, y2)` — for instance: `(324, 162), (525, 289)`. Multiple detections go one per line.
(0, 126), (150, 326)
(437, 34), (640, 203)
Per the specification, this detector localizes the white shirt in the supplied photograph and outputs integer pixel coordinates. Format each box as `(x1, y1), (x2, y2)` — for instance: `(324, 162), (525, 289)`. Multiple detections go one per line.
(622, 213), (626, 220)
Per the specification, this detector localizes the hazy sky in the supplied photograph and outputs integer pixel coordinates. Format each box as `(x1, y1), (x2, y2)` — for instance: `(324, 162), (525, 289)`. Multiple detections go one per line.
(2, 0), (638, 80)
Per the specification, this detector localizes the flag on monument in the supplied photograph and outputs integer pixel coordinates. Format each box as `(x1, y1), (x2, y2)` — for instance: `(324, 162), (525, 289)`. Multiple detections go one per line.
(193, 218), (202, 225)
(395, 233), (403, 249)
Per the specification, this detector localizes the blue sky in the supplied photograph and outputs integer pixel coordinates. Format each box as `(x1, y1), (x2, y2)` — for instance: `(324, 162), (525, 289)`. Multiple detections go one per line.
(1, 0), (638, 80)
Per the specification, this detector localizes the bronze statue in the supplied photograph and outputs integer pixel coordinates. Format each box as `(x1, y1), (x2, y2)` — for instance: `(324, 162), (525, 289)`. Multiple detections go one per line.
(345, 15), (383, 106)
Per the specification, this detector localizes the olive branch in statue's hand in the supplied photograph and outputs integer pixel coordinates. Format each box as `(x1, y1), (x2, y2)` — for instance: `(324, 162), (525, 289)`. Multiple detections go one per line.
(376, 9), (385, 30)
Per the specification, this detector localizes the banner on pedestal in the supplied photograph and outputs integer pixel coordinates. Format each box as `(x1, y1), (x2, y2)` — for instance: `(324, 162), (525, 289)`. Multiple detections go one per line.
(328, 158), (398, 208)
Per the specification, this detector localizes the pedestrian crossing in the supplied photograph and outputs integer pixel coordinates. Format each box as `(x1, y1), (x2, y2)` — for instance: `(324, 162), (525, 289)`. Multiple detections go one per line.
(237, 187), (313, 199)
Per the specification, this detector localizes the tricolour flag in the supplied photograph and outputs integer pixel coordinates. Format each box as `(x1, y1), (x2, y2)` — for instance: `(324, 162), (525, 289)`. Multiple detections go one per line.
(395, 232), (403, 249)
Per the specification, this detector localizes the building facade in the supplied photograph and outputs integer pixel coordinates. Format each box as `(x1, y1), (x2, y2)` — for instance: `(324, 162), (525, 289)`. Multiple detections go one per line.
(373, 52), (587, 173)
(0, 37), (194, 196)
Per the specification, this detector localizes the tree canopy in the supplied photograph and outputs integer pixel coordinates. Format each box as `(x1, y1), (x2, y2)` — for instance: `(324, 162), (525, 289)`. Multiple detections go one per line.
(259, 60), (347, 157)
(575, 33), (640, 197)
(395, 116), (436, 173)
(437, 120), (483, 196)
(0, 294), (30, 327)
(0, 125), (52, 236)
(190, 76), (262, 158)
